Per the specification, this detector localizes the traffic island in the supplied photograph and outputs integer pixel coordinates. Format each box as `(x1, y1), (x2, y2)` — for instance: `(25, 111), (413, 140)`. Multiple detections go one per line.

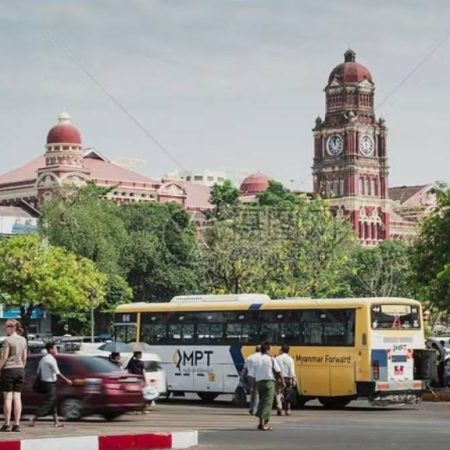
(0, 430), (198, 450)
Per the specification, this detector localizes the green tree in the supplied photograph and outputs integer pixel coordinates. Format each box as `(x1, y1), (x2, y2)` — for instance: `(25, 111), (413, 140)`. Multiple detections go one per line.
(0, 235), (106, 335)
(39, 182), (129, 275)
(257, 180), (301, 207)
(119, 202), (205, 302)
(209, 180), (240, 219)
(349, 240), (414, 298)
(103, 274), (133, 312)
(202, 195), (355, 298)
(412, 184), (450, 312)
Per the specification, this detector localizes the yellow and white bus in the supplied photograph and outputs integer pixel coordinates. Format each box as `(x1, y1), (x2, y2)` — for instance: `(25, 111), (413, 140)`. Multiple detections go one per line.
(114, 294), (431, 407)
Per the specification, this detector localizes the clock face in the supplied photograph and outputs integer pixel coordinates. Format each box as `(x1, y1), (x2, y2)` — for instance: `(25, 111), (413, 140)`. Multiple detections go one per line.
(360, 135), (374, 156)
(326, 134), (344, 156)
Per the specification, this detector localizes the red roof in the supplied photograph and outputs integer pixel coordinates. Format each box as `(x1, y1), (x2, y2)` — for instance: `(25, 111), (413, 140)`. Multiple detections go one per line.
(0, 156), (43, 186)
(328, 50), (372, 84)
(85, 157), (159, 186)
(183, 182), (213, 210)
(240, 173), (270, 195)
(0, 154), (160, 188)
(388, 185), (428, 204)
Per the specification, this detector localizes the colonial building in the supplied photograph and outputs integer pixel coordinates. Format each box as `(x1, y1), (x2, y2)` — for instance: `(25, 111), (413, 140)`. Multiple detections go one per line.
(0, 112), (212, 214)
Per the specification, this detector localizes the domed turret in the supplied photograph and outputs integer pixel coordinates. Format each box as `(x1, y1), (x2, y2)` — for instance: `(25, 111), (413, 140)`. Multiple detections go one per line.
(44, 112), (83, 168)
(240, 172), (270, 195)
(328, 49), (372, 84)
(46, 112), (82, 145)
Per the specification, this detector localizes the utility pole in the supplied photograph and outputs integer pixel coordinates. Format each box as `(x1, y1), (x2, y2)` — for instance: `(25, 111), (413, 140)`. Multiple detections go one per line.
(90, 302), (95, 343)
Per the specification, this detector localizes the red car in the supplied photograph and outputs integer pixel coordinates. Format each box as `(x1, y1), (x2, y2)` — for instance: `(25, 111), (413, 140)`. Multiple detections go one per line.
(22, 354), (145, 420)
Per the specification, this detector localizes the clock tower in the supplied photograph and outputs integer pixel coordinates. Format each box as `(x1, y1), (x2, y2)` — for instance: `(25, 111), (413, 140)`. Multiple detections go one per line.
(312, 49), (390, 245)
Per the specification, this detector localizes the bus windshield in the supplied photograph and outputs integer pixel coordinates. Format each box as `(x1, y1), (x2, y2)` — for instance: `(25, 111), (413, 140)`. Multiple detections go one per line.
(371, 304), (420, 330)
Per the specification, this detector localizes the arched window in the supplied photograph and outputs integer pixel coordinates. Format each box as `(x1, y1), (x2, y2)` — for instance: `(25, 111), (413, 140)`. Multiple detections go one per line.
(365, 178), (371, 196)
(359, 177), (364, 195)
(340, 179), (345, 196)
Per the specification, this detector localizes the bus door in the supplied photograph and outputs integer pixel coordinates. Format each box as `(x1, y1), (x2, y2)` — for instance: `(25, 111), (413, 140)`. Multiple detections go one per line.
(114, 313), (138, 343)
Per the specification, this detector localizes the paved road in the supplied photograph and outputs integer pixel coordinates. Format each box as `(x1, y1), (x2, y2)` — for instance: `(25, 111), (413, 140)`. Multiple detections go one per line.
(1, 396), (449, 449)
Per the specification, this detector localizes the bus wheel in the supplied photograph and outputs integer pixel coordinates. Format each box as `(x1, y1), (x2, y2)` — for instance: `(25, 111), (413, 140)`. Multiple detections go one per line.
(197, 393), (219, 402)
(318, 396), (352, 409)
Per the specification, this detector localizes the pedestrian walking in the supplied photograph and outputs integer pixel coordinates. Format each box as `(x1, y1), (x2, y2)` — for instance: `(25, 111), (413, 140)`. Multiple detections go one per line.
(126, 351), (153, 413)
(29, 343), (72, 428)
(242, 345), (261, 415)
(253, 342), (283, 431)
(0, 320), (27, 432)
(126, 351), (146, 377)
(108, 352), (123, 369)
(275, 345), (297, 415)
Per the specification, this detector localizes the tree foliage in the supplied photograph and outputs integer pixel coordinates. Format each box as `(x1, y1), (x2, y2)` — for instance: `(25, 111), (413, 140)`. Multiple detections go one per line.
(348, 240), (414, 298)
(202, 195), (355, 298)
(39, 183), (129, 275)
(119, 202), (205, 302)
(257, 180), (301, 207)
(412, 185), (450, 310)
(209, 180), (240, 219)
(39, 184), (205, 305)
(0, 235), (106, 334)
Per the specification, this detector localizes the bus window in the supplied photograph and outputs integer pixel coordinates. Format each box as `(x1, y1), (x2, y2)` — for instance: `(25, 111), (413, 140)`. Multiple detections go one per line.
(167, 322), (195, 344)
(141, 314), (167, 344)
(299, 309), (355, 346)
(260, 323), (280, 343)
(241, 323), (259, 344)
(280, 322), (302, 345)
(114, 325), (137, 343)
(225, 323), (258, 344)
(371, 304), (420, 330)
(226, 323), (243, 344)
(142, 323), (167, 344)
(197, 323), (224, 343)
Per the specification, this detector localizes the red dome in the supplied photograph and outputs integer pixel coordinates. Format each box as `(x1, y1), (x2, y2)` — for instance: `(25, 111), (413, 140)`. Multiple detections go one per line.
(328, 49), (372, 84)
(240, 173), (270, 195)
(46, 112), (82, 145)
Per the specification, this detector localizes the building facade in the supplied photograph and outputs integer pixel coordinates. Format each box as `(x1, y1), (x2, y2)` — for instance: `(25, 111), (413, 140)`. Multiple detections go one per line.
(0, 113), (212, 214)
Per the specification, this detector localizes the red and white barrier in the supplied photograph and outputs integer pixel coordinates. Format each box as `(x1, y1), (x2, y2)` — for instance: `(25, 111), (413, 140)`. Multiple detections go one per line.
(0, 430), (198, 450)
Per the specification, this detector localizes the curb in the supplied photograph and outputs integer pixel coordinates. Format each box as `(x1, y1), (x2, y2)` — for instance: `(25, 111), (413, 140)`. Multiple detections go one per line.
(423, 391), (450, 402)
(0, 430), (198, 450)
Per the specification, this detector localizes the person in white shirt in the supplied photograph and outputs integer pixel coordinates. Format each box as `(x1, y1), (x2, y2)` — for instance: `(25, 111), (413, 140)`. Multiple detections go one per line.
(252, 342), (284, 431)
(29, 343), (72, 428)
(275, 345), (297, 416)
(241, 345), (261, 415)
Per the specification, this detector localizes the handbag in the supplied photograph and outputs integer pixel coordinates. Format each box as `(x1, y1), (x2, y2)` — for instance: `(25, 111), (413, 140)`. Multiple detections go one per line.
(32, 367), (45, 394)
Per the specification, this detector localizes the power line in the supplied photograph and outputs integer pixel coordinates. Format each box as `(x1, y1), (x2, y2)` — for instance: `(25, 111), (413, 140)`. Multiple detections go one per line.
(45, 31), (186, 171)
(376, 32), (449, 110)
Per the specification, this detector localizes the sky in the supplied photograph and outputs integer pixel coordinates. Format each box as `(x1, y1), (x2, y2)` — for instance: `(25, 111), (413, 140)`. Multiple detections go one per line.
(0, 0), (448, 190)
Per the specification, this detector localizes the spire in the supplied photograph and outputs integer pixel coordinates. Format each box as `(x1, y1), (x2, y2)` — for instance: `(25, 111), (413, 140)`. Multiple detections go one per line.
(57, 111), (71, 125)
(344, 48), (356, 63)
